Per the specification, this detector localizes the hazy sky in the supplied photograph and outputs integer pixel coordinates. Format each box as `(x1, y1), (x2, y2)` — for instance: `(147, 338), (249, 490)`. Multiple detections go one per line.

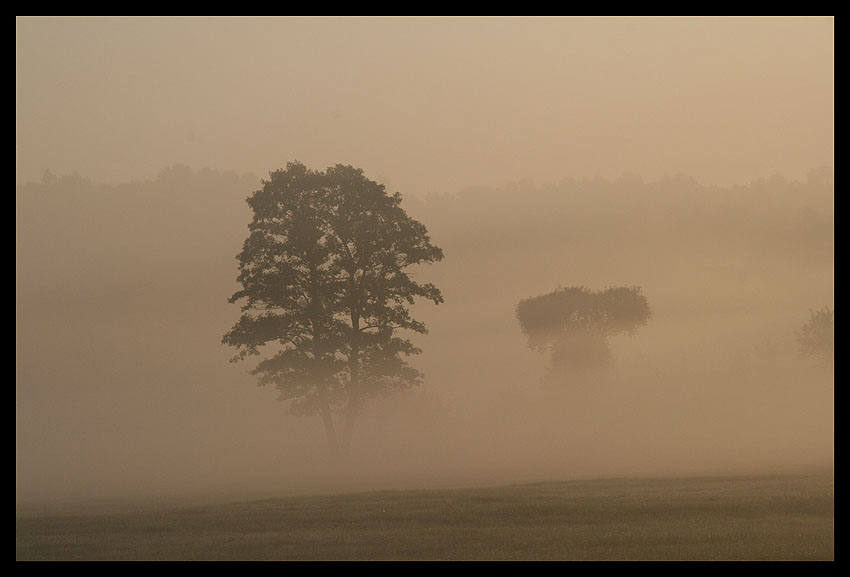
(17, 16), (833, 194)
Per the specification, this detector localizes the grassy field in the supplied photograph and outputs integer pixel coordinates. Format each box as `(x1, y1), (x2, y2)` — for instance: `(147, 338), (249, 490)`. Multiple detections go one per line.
(16, 470), (833, 561)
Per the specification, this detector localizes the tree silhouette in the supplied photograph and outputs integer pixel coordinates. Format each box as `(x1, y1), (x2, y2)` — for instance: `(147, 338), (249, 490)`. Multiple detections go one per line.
(223, 162), (443, 459)
(796, 306), (834, 364)
(516, 286), (651, 381)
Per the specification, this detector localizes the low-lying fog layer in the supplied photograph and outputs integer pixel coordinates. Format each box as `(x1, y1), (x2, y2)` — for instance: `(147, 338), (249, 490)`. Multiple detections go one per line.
(16, 168), (833, 505)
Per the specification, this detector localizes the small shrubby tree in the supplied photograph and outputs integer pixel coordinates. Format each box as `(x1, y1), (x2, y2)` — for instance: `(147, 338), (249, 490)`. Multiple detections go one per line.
(223, 162), (443, 459)
(796, 306), (834, 364)
(516, 286), (651, 381)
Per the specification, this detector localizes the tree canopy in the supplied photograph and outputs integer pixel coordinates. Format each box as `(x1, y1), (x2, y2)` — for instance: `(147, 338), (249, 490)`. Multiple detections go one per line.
(223, 162), (443, 458)
(516, 286), (651, 377)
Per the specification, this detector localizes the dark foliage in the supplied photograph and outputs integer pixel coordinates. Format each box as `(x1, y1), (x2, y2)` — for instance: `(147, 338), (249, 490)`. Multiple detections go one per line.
(223, 162), (443, 456)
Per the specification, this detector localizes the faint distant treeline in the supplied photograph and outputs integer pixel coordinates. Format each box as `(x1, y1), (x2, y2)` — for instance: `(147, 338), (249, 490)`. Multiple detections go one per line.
(16, 166), (259, 294)
(17, 166), (833, 270)
(16, 165), (833, 322)
(403, 168), (834, 267)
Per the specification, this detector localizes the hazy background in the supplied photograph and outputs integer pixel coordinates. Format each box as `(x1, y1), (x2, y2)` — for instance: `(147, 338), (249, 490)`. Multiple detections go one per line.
(17, 16), (833, 507)
(17, 16), (833, 193)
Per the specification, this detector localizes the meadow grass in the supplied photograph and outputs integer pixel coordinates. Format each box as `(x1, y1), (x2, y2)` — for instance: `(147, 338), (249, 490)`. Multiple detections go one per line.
(16, 470), (833, 561)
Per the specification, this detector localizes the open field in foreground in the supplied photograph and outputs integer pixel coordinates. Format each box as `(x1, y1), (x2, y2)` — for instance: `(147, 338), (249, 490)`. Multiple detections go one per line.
(17, 470), (833, 561)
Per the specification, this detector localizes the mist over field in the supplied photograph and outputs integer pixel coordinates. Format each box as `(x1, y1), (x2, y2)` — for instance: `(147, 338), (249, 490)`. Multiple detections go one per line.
(16, 16), (833, 508)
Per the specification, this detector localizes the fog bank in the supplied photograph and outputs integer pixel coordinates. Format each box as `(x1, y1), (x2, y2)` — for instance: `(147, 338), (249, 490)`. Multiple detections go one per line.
(16, 168), (833, 505)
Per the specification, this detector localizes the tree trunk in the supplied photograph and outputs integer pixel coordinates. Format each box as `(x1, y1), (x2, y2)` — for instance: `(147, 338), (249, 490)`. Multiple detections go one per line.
(342, 305), (361, 458)
(307, 262), (339, 462)
(320, 401), (339, 462)
(341, 403), (359, 458)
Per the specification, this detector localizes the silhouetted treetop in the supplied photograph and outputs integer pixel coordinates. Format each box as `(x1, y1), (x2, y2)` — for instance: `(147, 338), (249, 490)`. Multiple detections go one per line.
(516, 286), (651, 379)
(517, 286), (651, 353)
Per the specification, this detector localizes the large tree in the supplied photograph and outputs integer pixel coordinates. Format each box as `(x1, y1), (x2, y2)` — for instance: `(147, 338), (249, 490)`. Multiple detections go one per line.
(516, 286), (651, 381)
(223, 162), (443, 459)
